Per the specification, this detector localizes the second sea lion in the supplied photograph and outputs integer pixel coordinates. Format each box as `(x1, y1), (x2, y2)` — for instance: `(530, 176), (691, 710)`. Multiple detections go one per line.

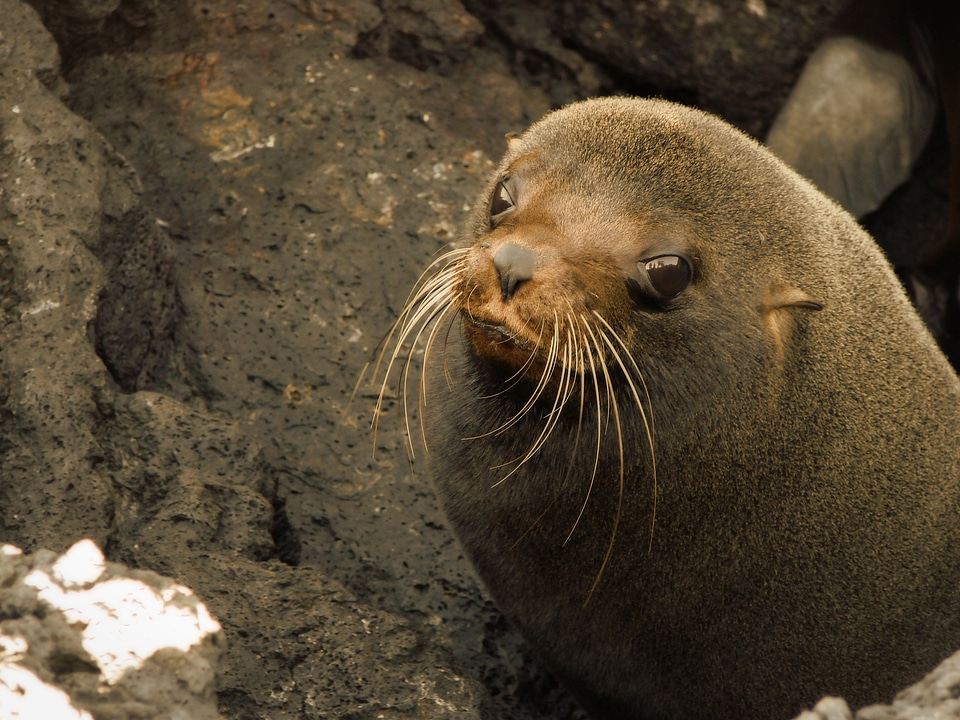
(375, 97), (960, 720)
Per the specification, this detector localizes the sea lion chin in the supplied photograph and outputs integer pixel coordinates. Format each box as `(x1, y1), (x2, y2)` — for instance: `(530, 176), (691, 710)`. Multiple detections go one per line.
(373, 97), (960, 720)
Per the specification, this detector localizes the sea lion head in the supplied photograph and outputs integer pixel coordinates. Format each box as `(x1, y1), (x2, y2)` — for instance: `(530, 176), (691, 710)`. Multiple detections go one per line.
(390, 99), (830, 420)
(371, 98), (857, 570)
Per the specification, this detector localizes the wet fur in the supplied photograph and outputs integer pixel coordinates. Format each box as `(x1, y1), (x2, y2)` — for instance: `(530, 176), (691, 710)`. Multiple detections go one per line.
(373, 97), (960, 720)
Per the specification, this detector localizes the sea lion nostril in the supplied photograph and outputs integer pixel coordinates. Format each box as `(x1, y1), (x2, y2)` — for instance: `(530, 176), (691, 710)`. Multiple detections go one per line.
(493, 242), (536, 301)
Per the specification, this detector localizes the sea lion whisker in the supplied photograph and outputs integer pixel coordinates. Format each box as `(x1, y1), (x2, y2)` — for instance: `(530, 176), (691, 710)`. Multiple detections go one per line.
(536, 313), (581, 437)
(567, 316), (591, 487)
(488, 318), (570, 475)
(394, 296), (459, 459)
(512, 321), (588, 550)
(414, 303), (460, 455)
(489, 321), (566, 482)
(476, 319), (548, 401)
(563, 315), (605, 547)
(376, 282), (454, 401)
(511, 321), (576, 466)
(561, 333), (579, 409)
(511, 502), (556, 550)
(440, 299), (463, 389)
(371, 267), (460, 416)
(369, 249), (466, 382)
(592, 311), (658, 551)
(577, 320), (627, 605)
(371, 252), (465, 457)
(392, 288), (455, 362)
(414, 297), (460, 405)
(556, 314), (582, 408)
(468, 321), (552, 440)
(588, 318), (654, 466)
(461, 283), (484, 326)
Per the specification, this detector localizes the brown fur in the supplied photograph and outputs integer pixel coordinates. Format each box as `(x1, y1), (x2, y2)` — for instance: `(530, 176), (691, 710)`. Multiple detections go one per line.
(381, 97), (960, 720)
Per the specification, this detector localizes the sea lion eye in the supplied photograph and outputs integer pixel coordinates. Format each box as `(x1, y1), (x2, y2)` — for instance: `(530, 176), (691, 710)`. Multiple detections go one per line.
(642, 255), (691, 298)
(490, 180), (515, 221)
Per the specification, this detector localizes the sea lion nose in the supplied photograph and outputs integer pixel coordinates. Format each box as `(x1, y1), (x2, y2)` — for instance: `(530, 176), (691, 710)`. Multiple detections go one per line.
(493, 243), (536, 302)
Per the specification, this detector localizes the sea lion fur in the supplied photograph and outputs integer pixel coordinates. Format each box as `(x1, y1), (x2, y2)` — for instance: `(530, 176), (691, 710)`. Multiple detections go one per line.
(374, 97), (960, 720)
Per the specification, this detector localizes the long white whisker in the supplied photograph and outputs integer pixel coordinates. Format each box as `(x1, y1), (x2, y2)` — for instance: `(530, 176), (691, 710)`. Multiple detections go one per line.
(511, 311), (587, 548)
(477, 321), (547, 400)
(413, 303), (460, 456)
(593, 311), (658, 553)
(395, 294), (459, 458)
(578, 320), (625, 605)
(371, 248), (467, 457)
(466, 321), (553, 441)
(373, 266), (461, 421)
(490, 318), (564, 482)
(508, 311), (579, 468)
(371, 248), (467, 382)
(376, 280), (457, 440)
(563, 314), (605, 546)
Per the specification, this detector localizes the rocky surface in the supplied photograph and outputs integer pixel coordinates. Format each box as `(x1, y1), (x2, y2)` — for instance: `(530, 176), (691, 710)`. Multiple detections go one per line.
(0, 540), (224, 720)
(0, 2), (499, 717)
(792, 649), (960, 720)
(464, 0), (848, 135)
(0, 0), (954, 718)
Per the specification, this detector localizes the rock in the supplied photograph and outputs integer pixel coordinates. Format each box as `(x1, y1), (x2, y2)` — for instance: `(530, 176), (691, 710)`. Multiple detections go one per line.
(857, 649), (960, 720)
(1, 0), (119, 551)
(795, 697), (856, 720)
(0, 540), (224, 720)
(794, 649), (960, 720)
(287, 0), (484, 68)
(354, 0), (485, 68)
(29, 0), (121, 22)
(0, 2), (493, 719)
(465, 0), (848, 135)
(24, 0), (158, 68)
(2, 0), (957, 718)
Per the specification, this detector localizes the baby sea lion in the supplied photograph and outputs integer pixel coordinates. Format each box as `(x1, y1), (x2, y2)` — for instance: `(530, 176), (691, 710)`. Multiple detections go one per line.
(375, 97), (960, 720)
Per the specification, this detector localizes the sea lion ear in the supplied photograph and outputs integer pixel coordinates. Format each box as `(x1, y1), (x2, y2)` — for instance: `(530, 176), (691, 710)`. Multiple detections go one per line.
(763, 285), (824, 313)
(505, 132), (522, 153)
(762, 284), (823, 358)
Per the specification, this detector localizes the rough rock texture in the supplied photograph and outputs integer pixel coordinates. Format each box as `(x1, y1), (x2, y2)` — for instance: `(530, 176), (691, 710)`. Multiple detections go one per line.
(464, 0), (848, 136)
(858, 650), (960, 720)
(0, 3), (496, 718)
(0, 0), (955, 718)
(792, 650), (960, 720)
(0, 540), (224, 720)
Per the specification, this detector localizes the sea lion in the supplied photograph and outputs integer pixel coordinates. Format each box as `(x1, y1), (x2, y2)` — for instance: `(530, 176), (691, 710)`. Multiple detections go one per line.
(374, 97), (960, 720)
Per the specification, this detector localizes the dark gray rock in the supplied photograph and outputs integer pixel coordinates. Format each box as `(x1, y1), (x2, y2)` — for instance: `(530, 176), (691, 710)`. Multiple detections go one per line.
(0, 3), (493, 718)
(465, 0), (847, 135)
(287, 0), (484, 69)
(1, 0), (118, 551)
(1, 0), (957, 719)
